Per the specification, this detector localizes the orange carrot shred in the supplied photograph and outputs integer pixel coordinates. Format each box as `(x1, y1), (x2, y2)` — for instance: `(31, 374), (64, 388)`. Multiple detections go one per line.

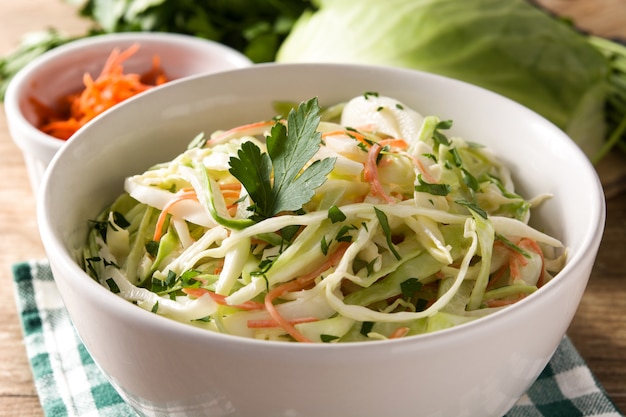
(153, 189), (198, 242)
(508, 244), (530, 281)
(389, 327), (410, 339)
(219, 183), (243, 191)
(484, 293), (527, 308)
(247, 317), (319, 329)
(399, 150), (437, 185)
(206, 120), (277, 146)
(518, 238), (547, 287)
(182, 287), (265, 311)
(363, 143), (396, 204)
(487, 264), (509, 290)
(35, 44), (168, 140)
(379, 138), (409, 149)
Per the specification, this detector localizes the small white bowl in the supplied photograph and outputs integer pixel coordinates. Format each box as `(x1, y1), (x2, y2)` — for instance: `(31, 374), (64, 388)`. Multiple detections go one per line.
(38, 63), (605, 417)
(4, 32), (252, 193)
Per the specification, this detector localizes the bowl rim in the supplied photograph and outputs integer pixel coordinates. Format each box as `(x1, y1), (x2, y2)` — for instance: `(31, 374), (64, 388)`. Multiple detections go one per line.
(37, 62), (607, 351)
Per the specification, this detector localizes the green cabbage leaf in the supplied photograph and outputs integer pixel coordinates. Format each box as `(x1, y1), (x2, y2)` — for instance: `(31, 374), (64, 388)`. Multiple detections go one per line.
(276, 0), (611, 159)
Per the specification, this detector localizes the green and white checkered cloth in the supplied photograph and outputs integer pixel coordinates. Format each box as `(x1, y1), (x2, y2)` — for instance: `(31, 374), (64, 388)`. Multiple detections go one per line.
(12, 260), (625, 417)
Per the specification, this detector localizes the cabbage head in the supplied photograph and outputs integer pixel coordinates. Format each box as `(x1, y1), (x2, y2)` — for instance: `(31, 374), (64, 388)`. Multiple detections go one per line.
(276, 0), (610, 158)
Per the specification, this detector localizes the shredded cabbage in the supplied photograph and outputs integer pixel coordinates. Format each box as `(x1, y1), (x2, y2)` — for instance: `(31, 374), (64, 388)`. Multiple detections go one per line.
(82, 93), (566, 343)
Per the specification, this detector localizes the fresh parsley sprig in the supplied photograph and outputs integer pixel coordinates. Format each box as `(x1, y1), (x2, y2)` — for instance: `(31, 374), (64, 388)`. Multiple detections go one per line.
(229, 97), (336, 223)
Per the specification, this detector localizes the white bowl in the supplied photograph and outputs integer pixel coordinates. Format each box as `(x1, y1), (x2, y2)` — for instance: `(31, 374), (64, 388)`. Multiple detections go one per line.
(37, 63), (605, 417)
(4, 32), (252, 194)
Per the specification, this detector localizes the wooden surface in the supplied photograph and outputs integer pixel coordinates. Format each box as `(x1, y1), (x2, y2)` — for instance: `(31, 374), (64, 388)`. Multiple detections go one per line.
(0, 1), (624, 416)
(536, 0), (626, 40)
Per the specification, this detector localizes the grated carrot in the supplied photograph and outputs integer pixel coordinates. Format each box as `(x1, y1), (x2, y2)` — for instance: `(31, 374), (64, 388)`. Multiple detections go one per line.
(153, 188), (198, 242)
(182, 287), (265, 311)
(206, 120), (277, 146)
(389, 327), (410, 339)
(34, 44), (168, 140)
(363, 143), (396, 204)
(484, 293), (527, 308)
(378, 138), (409, 149)
(247, 317), (319, 329)
(518, 238), (546, 287)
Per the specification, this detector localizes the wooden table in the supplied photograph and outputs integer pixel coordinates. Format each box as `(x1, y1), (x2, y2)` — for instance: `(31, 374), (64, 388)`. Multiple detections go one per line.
(0, 1), (624, 416)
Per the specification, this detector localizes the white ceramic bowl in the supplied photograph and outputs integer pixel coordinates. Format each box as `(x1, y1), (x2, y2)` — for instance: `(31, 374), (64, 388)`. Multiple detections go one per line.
(37, 63), (605, 417)
(4, 32), (252, 193)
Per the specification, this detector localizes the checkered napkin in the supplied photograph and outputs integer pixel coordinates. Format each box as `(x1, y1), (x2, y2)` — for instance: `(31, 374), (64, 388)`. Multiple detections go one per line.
(12, 260), (625, 417)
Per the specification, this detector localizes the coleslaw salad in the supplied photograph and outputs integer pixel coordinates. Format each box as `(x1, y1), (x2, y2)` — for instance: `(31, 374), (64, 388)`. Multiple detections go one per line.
(82, 93), (566, 343)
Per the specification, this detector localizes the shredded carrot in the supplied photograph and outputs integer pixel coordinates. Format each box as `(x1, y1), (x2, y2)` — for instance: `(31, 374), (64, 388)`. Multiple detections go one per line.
(518, 238), (546, 287)
(508, 248), (529, 281)
(140, 55), (168, 85)
(212, 259), (225, 276)
(389, 327), (410, 339)
(220, 183), (242, 214)
(399, 150), (438, 185)
(247, 317), (319, 329)
(221, 189), (242, 199)
(379, 138), (409, 149)
(153, 189), (198, 242)
(484, 238), (545, 307)
(487, 264), (509, 290)
(219, 183), (243, 191)
(489, 237), (546, 290)
(182, 287), (265, 311)
(264, 242), (351, 343)
(35, 44), (168, 140)
(207, 120), (277, 146)
(363, 143), (396, 204)
(484, 293), (527, 308)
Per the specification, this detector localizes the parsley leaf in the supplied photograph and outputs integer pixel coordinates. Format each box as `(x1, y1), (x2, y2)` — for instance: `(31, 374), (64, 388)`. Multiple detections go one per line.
(229, 97), (336, 222)
(360, 321), (374, 336)
(456, 199), (488, 219)
(229, 142), (273, 221)
(400, 278), (423, 298)
(415, 174), (451, 196)
(461, 168), (480, 192)
(432, 120), (452, 146)
(374, 207), (401, 261)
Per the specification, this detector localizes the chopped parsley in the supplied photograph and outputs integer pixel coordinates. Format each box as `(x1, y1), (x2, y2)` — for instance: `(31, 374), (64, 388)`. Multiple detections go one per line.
(105, 278), (120, 293)
(229, 97), (336, 222)
(321, 334), (340, 343)
(328, 206), (347, 223)
(360, 321), (374, 336)
(374, 207), (401, 260)
(400, 278), (423, 298)
(456, 200), (488, 219)
(415, 174), (451, 196)
(432, 120), (453, 146)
